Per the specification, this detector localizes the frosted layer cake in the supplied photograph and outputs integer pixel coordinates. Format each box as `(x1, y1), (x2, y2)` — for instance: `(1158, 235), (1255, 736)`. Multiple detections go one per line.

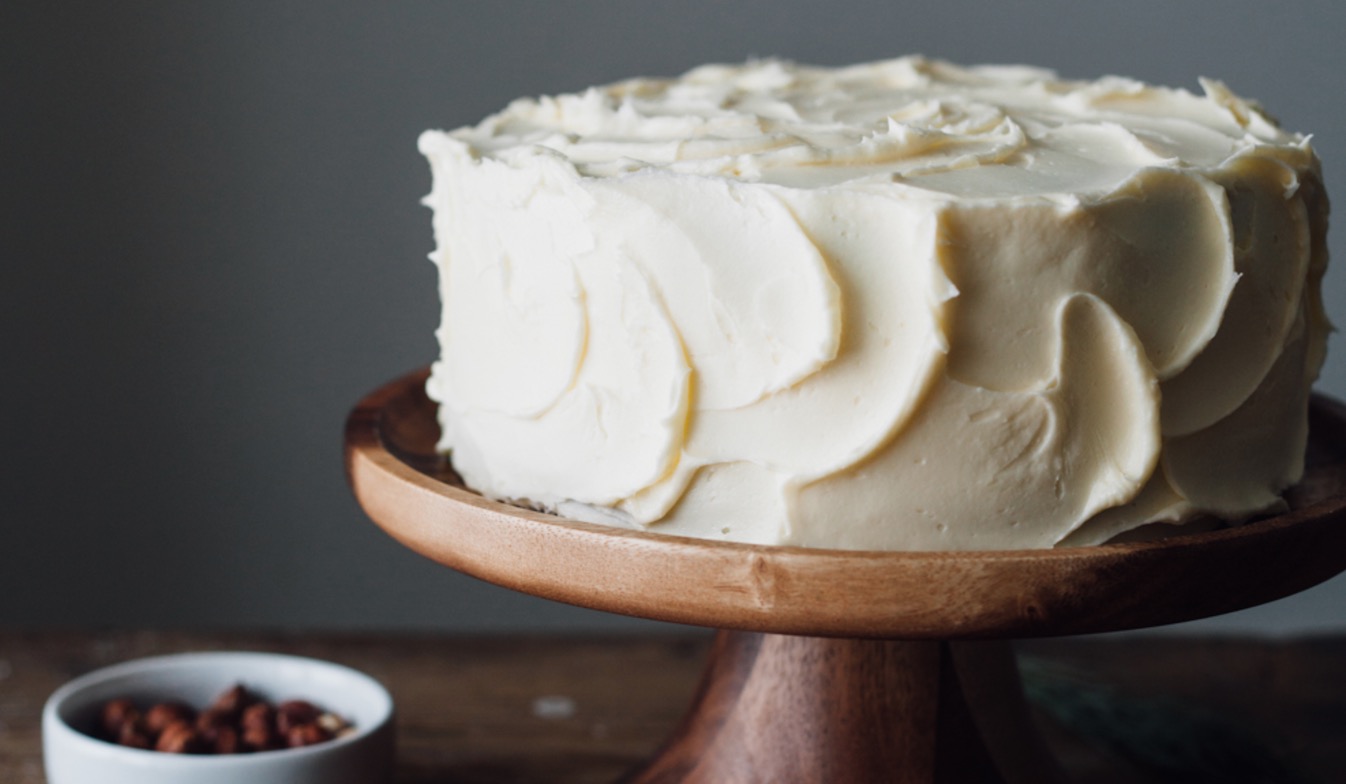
(418, 57), (1329, 550)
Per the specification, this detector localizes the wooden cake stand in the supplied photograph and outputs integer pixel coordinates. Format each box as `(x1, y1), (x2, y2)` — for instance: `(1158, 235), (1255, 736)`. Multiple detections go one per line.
(345, 369), (1346, 784)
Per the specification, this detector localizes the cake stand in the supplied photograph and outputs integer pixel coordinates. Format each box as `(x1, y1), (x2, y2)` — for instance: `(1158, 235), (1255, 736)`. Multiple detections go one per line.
(345, 369), (1346, 784)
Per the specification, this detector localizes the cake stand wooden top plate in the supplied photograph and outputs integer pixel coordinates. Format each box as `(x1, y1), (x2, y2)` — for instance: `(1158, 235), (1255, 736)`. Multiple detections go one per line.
(346, 369), (1346, 639)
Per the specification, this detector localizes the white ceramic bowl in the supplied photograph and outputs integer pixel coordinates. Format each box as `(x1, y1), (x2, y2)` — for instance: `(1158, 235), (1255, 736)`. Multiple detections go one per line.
(43, 651), (395, 784)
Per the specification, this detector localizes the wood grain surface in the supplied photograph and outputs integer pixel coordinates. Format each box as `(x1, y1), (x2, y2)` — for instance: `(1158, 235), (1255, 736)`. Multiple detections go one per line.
(2, 632), (1343, 784)
(622, 634), (1065, 784)
(345, 370), (1346, 638)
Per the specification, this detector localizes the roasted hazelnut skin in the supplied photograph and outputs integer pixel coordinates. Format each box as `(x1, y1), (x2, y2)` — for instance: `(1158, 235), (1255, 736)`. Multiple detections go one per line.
(240, 702), (281, 752)
(210, 725), (242, 755)
(116, 717), (152, 750)
(100, 698), (140, 740)
(240, 701), (275, 730)
(144, 701), (196, 735)
(285, 722), (333, 748)
(195, 705), (234, 733)
(276, 700), (321, 734)
(155, 719), (208, 754)
(194, 704), (237, 752)
(208, 684), (255, 721)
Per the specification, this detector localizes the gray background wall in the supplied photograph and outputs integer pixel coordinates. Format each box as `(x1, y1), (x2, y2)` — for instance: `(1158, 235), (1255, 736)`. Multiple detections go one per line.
(4, 0), (1345, 634)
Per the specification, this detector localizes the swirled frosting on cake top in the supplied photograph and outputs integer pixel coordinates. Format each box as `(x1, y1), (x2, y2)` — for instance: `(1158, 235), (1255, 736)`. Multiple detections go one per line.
(419, 56), (1329, 550)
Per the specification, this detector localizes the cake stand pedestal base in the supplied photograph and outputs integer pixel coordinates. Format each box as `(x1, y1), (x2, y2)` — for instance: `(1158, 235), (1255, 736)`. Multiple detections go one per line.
(624, 631), (1062, 784)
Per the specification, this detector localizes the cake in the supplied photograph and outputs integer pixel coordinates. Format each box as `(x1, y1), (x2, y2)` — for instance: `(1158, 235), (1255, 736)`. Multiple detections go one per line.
(418, 57), (1329, 551)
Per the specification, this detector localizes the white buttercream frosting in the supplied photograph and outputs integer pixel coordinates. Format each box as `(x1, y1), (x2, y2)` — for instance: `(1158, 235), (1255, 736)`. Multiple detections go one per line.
(419, 56), (1329, 550)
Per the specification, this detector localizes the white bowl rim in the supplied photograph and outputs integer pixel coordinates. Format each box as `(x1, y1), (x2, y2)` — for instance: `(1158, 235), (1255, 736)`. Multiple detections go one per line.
(43, 650), (394, 767)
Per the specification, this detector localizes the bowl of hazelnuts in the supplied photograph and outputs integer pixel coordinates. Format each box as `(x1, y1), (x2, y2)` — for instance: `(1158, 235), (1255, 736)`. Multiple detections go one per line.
(42, 651), (394, 784)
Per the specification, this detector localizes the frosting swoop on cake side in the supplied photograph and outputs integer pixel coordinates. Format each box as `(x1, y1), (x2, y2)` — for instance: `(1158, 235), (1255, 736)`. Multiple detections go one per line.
(419, 57), (1329, 550)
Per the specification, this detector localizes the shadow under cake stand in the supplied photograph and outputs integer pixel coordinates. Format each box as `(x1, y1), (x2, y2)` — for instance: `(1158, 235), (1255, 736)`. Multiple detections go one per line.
(345, 369), (1346, 784)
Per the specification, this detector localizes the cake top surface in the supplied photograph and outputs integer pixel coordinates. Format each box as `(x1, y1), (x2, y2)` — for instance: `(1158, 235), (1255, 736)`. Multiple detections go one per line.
(442, 56), (1303, 196)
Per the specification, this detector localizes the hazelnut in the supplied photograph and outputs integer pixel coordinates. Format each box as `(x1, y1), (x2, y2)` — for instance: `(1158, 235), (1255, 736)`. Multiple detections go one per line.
(144, 701), (196, 736)
(276, 700), (320, 734)
(240, 701), (275, 731)
(242, 725), (281, 752)
(116, 717), (152, 750)
(208, 684), (255, 721)
(100, 698), (140, 740)
(285, 722), (332, 748)
(155, 720), (207, 754)
(316, 711), (351, 735)
(240, 703), (280, 752)
(195, 705), (232, 733)
(195, 709), (228, 745)
(211, 725), (242, 755)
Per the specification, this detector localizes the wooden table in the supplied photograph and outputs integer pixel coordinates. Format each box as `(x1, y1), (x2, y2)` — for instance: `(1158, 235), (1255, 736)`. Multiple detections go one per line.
(1, 631), (1342, 783)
